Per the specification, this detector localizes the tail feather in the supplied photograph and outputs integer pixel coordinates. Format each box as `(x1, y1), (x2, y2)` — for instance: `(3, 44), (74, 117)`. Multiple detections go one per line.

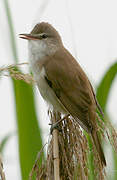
(91, 129), (106, 166)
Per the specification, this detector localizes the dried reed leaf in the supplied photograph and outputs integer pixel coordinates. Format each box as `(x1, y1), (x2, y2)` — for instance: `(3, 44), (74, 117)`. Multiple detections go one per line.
(0, 62), (35, 84)
(30, 111), (106, 180)
(106, 120), (117, 154)
(0, 154), (5, 180)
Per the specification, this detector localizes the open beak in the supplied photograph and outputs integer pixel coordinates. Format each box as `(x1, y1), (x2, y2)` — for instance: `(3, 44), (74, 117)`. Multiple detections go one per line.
(19, 33), (38, 40)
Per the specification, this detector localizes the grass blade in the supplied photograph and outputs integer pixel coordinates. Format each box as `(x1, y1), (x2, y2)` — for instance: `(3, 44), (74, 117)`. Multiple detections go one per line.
(96, 62), (117, 180)
(3, 0), (18, 62)
(96, 62), (117, 112)
(3, 1), (44, 179)
(0, 132), (14, 154)
(13, 80), (43, 179)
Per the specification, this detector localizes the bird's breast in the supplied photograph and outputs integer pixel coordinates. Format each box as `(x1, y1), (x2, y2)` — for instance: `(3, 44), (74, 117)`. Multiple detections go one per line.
(32, 65), (67, 114)
(28, 42), (67, 113)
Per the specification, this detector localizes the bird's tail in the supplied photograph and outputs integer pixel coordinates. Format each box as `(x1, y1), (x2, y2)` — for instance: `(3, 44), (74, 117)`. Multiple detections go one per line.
(91, 129), (106, 166)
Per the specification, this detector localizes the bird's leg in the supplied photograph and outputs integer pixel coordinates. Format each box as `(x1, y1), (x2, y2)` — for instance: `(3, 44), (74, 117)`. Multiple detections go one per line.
(49, 114), (70, 134)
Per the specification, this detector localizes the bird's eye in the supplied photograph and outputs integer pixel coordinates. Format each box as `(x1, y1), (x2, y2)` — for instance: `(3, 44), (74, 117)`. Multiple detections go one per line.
(41, 34), (48, 39)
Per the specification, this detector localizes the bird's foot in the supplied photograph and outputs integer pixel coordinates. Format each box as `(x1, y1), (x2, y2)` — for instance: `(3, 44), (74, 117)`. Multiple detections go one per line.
(49, 114), (70, 134)
(50, 122), (62, 134)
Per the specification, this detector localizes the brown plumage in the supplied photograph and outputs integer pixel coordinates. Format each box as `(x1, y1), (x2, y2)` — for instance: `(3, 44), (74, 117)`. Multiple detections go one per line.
(44, 47), (106, 166)
(20, 22), (106, 166)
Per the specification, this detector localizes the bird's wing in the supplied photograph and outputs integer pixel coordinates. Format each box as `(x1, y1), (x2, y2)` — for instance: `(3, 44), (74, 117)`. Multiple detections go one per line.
(44, 48), (95, 132)
(88, 80), (104, 116)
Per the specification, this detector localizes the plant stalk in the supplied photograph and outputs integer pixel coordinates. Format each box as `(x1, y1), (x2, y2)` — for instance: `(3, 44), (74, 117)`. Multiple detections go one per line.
(52, 112), (60, 180)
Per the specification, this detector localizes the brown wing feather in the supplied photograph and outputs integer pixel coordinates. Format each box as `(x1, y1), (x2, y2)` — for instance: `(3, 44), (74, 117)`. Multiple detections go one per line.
(88, 80), (104, 117)
(44, 47), (96, 132)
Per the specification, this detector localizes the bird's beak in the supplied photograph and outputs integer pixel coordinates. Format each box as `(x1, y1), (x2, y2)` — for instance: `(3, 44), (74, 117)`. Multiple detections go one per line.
(19, 33), (38, 40)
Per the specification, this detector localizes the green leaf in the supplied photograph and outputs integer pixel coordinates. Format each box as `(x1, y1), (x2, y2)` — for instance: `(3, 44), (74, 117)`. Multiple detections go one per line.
(96, 61), (117, 112)
(85, 133), (94, 180)
(3, 0), (44, 179)
(0, 132), (14, 154)
(112, 150), (117, 180)
(96, 62), (117, 180)
(86, 62), (117, 179)
(3, 0), (18, 62)
(13, 79), (43, 179)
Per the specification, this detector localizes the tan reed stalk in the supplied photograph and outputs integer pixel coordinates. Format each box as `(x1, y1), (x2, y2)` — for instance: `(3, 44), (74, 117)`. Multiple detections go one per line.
(51, 112), (60, 180)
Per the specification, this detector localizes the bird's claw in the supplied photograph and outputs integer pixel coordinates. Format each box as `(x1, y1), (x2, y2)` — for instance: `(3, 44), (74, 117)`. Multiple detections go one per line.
(50, 122), (62, 134)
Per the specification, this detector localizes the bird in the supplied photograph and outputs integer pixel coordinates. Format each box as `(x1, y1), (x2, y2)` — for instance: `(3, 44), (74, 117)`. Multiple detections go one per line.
(19, 22), (106, 166)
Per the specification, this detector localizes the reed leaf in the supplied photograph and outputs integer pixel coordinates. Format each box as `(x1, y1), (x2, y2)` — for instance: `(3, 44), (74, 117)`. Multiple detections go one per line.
(96, 61), (117, 112)
(96, 61), (117, 180)
(3, 0), (43, 179)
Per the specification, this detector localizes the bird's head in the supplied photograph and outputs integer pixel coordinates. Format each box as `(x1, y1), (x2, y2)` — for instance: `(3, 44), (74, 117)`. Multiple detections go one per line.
(19, 22), (63, 56)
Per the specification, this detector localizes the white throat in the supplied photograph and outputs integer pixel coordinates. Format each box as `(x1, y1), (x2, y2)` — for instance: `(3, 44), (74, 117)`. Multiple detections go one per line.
(28, 40), (59, 63)
(28, 40), (48, 63)
(28, 39), (58, 80)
